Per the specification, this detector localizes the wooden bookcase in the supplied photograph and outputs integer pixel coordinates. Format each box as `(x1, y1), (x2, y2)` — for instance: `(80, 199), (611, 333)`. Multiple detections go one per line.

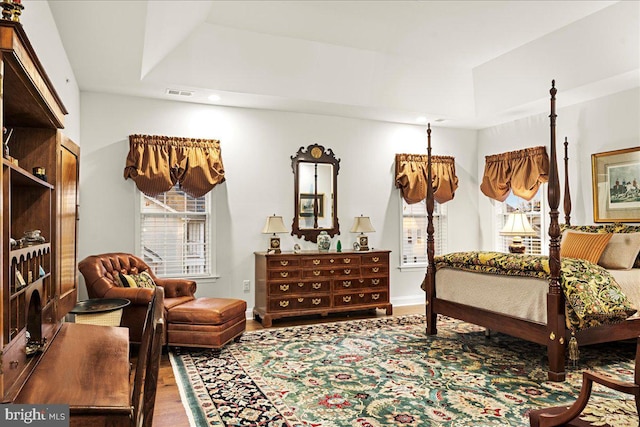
(0, 20), (78, 401)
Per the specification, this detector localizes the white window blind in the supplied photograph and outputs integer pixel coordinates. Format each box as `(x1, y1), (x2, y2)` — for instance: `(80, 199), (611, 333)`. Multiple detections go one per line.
(140, 184), (210, 277)
(494, 185), (547, 255)
(400, 196), (447, 267)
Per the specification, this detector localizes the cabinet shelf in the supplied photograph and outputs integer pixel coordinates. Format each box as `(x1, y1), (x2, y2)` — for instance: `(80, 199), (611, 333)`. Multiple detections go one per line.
(4, 159), (54, 189)
(10, 274), (51, 299)
(10, 243), (51, 264)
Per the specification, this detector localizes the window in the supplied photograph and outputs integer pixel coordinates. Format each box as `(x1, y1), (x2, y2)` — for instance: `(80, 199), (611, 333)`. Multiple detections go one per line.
(400, 195), (447, 268)
(495, 185), (547, 255)
(139, 184), (211, 277)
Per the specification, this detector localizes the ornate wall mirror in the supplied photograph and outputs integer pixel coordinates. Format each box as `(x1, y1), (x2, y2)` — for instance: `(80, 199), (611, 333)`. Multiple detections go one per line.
(291, 144), (340, 243)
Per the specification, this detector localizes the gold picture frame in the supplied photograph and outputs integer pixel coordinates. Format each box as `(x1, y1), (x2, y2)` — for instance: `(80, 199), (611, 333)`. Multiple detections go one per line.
(592, 147), (640, 222)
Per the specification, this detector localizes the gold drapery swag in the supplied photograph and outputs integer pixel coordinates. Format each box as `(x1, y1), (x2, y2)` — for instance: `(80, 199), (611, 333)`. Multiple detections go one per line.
(395, 154), (459, 204)
(480, 146), (548, 202)
(124, 134), (225, 198)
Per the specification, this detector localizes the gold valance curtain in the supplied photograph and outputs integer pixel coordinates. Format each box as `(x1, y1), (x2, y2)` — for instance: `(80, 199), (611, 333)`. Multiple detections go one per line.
(480, 146), (549, 202)
(124, 134), (225, 198)
(394, 154), (459, 204)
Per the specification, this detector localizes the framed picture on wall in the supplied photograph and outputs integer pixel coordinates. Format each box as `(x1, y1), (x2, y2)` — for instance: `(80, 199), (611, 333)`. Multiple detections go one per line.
(299, 193), (324, 218)
(592, 146), (640, 222)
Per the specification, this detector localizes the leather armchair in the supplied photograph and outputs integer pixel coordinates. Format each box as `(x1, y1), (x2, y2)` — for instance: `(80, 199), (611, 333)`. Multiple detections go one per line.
(78, 252), (196, 343)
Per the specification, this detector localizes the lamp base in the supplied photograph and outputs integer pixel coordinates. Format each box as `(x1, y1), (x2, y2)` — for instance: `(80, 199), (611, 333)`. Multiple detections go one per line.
(508, 236), (525, 254)
(358, 234), (369, 251)
(269, 236), (281, 254)
(508, 244), (525, 254)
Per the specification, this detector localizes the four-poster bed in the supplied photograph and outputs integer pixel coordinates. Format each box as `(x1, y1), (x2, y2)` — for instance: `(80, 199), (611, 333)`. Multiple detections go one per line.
(424, 80), (640, 382)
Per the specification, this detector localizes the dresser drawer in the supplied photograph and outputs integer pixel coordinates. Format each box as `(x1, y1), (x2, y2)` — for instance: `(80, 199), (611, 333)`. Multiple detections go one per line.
(267, 269), (301, 281)
(333, 291), (389, 307)
(361, 265), (388, 276)
(301, 255), (360, 267)
(269, 295), (331, 311)
(269, 280), (330, 295)
(334, 276), (387, 291)
(361, 253), (389, 266)
(268, 257), (301, 269)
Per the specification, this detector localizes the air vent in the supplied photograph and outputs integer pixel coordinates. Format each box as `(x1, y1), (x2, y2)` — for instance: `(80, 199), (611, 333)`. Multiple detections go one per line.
(165, 88), (194, 97)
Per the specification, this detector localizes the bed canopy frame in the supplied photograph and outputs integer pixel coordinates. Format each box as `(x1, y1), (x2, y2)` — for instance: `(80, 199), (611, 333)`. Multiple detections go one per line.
(424, 80), (640, 381)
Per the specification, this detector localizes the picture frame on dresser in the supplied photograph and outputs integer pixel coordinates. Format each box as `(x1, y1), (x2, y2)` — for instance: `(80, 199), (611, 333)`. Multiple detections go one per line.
(592, 146), (640, 222)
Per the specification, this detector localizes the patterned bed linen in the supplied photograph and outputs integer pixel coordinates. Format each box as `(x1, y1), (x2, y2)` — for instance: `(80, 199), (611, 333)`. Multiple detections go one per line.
(432, 251), (637, 331)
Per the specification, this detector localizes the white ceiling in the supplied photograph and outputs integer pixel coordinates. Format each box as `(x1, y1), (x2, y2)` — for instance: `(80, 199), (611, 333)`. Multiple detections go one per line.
(47, 0), (639, 129)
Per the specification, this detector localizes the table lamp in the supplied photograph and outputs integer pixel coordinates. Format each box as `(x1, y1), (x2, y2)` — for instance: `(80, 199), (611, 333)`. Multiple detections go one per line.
(350, 215), (375, 251)
(500, 210), (537, 254)
(262, 214), (287, 253)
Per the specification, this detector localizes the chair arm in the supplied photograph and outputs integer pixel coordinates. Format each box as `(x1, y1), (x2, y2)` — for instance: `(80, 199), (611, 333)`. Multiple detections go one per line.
(585, 371), (639, 396)
(103, 286), (155, 305)
(153, 277), (197, 298)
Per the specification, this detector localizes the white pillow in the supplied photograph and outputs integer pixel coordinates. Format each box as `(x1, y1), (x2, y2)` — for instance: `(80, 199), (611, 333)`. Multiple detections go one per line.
(598, 232), (640, 270)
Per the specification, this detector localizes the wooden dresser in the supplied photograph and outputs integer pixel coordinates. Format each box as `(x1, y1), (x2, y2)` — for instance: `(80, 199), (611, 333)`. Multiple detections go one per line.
(254, 250), (392, 327)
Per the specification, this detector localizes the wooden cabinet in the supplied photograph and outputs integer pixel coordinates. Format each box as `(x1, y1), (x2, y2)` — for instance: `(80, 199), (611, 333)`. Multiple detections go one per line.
(0, 21), (76, 401)
(254, 250), (392, 327)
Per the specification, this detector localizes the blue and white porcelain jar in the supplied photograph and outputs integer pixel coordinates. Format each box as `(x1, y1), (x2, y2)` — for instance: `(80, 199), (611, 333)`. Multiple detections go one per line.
(317, 231), (331, 252)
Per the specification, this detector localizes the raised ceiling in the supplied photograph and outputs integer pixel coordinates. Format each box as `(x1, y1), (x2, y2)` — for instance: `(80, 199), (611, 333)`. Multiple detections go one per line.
(47, 0), (638, 129)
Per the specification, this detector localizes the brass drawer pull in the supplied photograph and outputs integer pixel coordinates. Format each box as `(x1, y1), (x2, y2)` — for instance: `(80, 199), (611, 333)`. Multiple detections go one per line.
(280, 260), (289, 266)
(330, 259), (335, 263)
(344, 269), (351, 274)
(280, 272), (289, 278)
(372, 279), (380, 285)
(313, 270), (321, 276)
(298, 282), (305, 287)
(372, 267), (379, 273)
(342, 281), (351, 287)
(372, 294), (380, 300)
(313, 259), (321, 265)
(343, 258), (351, 264)
(343, 296), (351, 303)
(279, 284), (289, 291)
(312, 282), (322, 289)
(312, 298), (321, 305)
(359, 293), (364, 298)
(10, 360), (19, 369)
(372, 257), (379, 262)
(298, 298), (304, 302)
(279, 300), (290, 307)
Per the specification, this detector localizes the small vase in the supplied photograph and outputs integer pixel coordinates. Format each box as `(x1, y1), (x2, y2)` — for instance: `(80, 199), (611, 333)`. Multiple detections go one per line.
(317, 231), (331, 252)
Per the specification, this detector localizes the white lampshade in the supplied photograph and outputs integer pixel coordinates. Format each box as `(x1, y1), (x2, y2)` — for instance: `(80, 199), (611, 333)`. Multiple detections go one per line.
(350, 215), (375, 233)
(500, 211), (536, 236)
(262, 215), (287, 234)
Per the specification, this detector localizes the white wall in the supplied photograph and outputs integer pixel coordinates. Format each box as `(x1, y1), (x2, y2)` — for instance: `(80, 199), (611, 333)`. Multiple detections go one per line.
(477, 87), (640, 249)
(79, 92), (479, 310)
(20, 1), (81, 142)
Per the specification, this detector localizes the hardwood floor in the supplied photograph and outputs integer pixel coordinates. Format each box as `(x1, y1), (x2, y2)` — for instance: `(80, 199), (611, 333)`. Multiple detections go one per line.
(151, 304), (424, 427)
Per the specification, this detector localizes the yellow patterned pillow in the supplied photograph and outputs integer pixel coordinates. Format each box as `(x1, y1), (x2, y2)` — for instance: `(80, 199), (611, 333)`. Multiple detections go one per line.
(560, 231), (612, 264)
(116, 271), (156, 289)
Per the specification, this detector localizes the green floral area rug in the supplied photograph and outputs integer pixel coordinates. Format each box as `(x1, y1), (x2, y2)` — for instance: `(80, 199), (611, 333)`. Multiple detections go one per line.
(170, 315), (637, 427)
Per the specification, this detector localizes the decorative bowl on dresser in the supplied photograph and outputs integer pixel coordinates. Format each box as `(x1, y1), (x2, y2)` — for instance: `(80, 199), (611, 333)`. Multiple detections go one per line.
(254, 250), (392, 327)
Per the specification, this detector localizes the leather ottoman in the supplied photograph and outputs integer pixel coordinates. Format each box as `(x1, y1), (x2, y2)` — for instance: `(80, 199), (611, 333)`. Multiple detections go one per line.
(166, 297), (246, 349)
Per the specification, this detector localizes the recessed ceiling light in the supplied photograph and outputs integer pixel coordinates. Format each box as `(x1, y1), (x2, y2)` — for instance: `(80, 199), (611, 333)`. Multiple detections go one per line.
(416, 116), (427, 124)
(208, 94), (221, 102)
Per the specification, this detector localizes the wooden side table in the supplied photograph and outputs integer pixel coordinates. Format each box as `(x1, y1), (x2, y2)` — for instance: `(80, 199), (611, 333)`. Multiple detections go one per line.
(70, 298), (130, 326)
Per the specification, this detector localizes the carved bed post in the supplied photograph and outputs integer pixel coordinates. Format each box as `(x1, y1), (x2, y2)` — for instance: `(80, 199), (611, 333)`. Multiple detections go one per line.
(564, 137), (572, 226)
(547, 80), (566, 381)
(425, 124), (437, 335)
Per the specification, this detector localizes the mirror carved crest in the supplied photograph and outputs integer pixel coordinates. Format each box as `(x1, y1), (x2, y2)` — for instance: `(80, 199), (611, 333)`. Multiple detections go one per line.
(291, 144), (340, 243)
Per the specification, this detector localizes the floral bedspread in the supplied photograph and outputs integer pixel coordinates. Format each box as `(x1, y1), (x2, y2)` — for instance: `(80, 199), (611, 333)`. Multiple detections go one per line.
(433, 251), (637, 331)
